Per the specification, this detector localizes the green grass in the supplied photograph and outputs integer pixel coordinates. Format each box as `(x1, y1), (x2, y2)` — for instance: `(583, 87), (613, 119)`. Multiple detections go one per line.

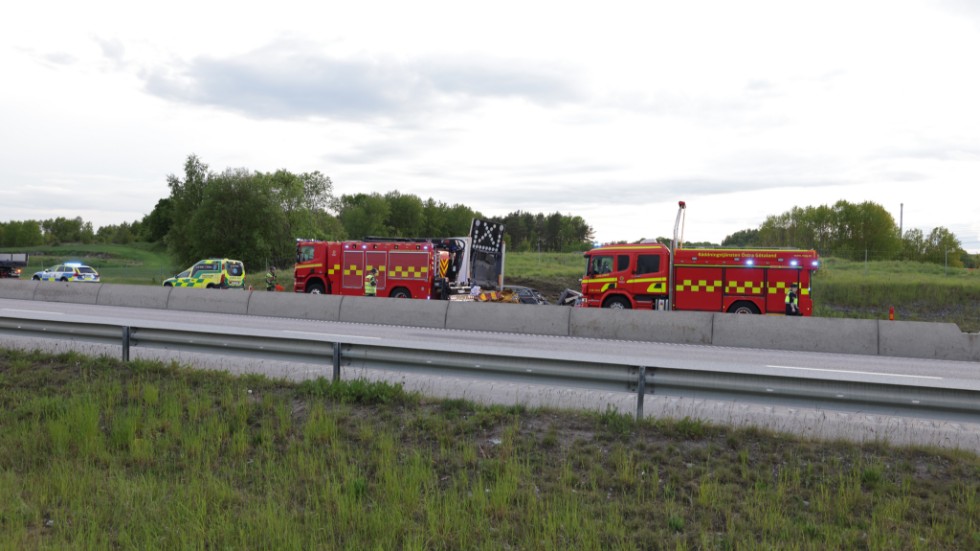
(812, 257), (980, 331)
(1, 348), (978, 548)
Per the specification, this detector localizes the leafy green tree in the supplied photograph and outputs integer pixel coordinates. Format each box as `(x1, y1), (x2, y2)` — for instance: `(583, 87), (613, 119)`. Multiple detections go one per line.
(384, 191), (425, 237)
(922, 227), (963, 267)
(139, 198), (174, 243)
(336, 193), (391, 239)
(0, 220), (44, 247)
(444, 204), (480, 236)
(165, 154), (212, 260)
(95, 222), (137, 244)
(41, 217), (94, 244)
(757, 200), (900, 260)
(722, 228), (759, 247)
(901, 228), (927, 261)
(185, 168), (286, 268)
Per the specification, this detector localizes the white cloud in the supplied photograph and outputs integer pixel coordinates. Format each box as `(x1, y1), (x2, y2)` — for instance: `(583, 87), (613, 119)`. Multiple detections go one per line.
(1, 0), (979, 252)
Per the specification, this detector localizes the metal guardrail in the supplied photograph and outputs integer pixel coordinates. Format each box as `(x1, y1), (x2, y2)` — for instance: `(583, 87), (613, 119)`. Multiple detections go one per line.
(2, 315), (979, 421)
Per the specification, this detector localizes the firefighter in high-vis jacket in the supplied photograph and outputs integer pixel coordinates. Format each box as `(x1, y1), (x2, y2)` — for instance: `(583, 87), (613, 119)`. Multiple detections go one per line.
(364, 267), (378, 297)
(265, 267), (277, 291)
(785, 283), (801, 316)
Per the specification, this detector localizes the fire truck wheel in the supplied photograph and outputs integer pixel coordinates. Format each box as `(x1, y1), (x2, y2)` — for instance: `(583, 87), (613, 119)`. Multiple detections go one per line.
(306, 281), (325, 294)
(603, 296), (631, 309)
(728, 301), (760, 315)
(390, 288), (411, 299)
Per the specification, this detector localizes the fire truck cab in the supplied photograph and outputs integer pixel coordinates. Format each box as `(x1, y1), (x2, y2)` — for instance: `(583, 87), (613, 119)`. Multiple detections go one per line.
(581, 244), (819, 315)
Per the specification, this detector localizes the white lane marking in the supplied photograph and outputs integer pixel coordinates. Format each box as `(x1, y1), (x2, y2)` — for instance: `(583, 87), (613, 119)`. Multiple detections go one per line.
(1, 308), (64, 315)
(767, 365), (943, 380)
(283, 330), (381, 341)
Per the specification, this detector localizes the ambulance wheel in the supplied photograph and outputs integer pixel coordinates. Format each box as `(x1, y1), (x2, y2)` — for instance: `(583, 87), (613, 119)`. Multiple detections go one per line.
(390, 288), (411, 299)
(163, 282), (173, 287)
(306, 281), (325, 294)
(729, 301), (760, 314)
(603, 296), (631, 309)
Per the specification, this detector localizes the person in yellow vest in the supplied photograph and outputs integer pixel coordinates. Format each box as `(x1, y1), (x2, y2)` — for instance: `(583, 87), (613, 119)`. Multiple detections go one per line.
(265, 266), (277, 291)
(785, 283), (801, 316)
(365, 267), (378, 297)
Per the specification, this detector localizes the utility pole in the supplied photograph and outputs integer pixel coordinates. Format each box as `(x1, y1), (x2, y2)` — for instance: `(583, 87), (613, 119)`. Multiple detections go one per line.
(899, 203), (903, 238)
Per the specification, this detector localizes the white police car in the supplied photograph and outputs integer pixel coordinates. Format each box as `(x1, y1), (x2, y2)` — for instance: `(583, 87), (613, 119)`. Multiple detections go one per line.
(32, 262), (101, 282)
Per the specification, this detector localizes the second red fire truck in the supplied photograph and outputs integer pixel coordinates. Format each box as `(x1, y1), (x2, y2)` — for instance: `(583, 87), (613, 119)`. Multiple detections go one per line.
(579, 202), (820, 315)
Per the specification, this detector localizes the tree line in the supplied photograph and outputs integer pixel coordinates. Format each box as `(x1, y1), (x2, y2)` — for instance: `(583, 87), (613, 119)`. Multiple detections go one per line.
(719, 200), (973, 268)
(0, 155), (596, 269)
(2, 156), (972, 269)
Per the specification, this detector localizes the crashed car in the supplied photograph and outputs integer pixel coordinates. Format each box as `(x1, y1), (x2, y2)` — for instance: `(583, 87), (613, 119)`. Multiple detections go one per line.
(504, 285), (550, 305)
(471, 285), (549, 305)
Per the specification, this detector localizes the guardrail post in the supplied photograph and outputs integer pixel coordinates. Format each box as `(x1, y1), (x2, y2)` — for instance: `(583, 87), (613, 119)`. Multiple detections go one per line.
(121, 327), (131, 362)
(636, 365), (646, 420)
(332, 342), (341, 382)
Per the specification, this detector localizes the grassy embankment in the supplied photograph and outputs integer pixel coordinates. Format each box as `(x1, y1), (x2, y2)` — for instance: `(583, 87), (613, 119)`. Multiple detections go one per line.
(8, 244), (979, 332)
(1, 348), (978, 548)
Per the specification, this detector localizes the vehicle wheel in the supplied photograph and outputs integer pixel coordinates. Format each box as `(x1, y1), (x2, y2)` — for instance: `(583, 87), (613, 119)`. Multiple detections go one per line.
(59, 277), (69, 282)
(33, 275), (40, 281)
(306, 281), (325, 294)
(163, 282), (173, 287)
(390, 288), (411, 299)
(729, 301), (760, 314)
(603, 296), (631, 309)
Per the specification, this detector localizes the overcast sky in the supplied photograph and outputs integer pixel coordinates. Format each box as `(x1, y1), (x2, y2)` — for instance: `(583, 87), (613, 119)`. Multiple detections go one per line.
(2, 1), (978, 252)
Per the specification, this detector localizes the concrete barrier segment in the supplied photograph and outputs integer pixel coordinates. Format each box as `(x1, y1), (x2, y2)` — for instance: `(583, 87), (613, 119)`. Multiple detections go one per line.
(166, 287), (250, 315)
(711, 314), (879, 356)
(878, 320), (980, 363)
(248, 291), (343, 322)
(445, 301), (571, 336)
(339, 295), (449, 328)
(31, 281), (102, 305)
(0, 279), (39, 300)
(569, 307), (713, 344)
(97, 283), (171, 310)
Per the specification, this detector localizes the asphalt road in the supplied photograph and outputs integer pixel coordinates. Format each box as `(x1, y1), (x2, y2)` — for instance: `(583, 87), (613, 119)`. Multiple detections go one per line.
(2, 297), (979, 452)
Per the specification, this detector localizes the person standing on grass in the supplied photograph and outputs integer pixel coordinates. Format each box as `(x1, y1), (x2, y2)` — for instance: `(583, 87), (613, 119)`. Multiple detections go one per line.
(785, 283), (802, 316)
(365, 267), (378, 297)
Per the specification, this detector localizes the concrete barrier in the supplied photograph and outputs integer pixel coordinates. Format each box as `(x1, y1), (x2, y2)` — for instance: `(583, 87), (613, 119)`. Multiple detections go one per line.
(339, 295), (449, 328)
(2, 281), (978, 362)
(165, 287), (251, 315)
(97, 283), (171, 310)
(445, 301), (571, 336)
(247, 292), (343, 322)
(569, 308), (713, 344)
(0, 279), (38, 300)
(711, 314), (879, 355)
(32, 281), (102, 305)
(878, 320), (980, 362)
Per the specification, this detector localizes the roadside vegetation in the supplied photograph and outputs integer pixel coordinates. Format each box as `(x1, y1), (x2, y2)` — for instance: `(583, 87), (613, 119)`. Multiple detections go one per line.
(1, 349), (977, 549)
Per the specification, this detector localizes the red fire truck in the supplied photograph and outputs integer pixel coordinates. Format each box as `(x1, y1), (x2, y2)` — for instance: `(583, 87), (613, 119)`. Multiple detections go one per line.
(293, 219), (505, 299)
(579, 202), (820, 315)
